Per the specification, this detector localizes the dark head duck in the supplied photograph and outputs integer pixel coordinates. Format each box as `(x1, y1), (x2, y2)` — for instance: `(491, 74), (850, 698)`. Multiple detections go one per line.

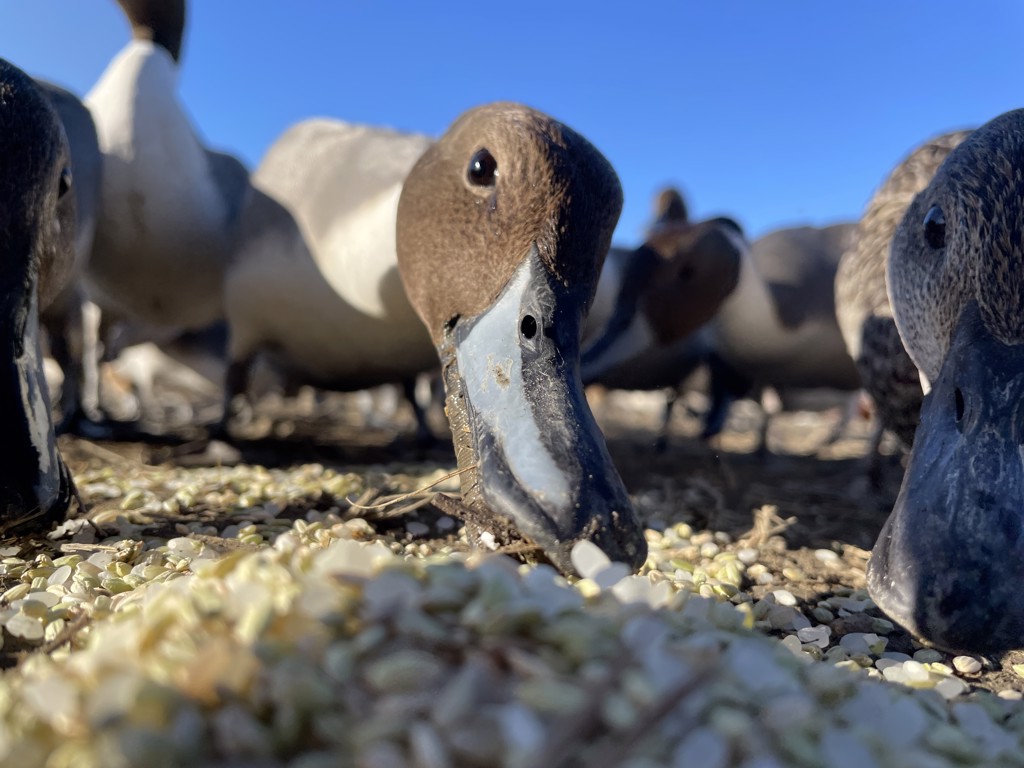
(869, 108), (1024, 653)
(0, 58), (77, 533)
(397, 103), (646, 573)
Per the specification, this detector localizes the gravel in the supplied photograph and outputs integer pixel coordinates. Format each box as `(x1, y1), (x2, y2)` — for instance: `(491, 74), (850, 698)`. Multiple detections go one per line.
(0, 446), (1022, 766)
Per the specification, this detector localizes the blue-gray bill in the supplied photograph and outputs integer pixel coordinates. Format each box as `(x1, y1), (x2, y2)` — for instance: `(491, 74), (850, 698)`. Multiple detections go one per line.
(868, 302), (1024, 653)
(440, 247), (647, 573)
(0, 290), (75, 534)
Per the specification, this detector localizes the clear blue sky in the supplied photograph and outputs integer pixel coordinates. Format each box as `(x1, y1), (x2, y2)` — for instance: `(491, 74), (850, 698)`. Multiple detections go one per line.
(3, 2), (1021, 243)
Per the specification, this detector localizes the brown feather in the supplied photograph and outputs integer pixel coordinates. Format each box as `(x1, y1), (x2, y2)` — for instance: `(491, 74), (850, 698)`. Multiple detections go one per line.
(396, 103), (622, 344)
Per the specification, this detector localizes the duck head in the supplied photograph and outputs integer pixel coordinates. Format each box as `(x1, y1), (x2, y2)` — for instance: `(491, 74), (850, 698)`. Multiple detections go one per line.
(0, 59), (78, 532)
(580, 217), (744, 382)
(116, 0), (186, 62)
(397, 102), (645, 572)
(650, 186), (689, 231)
(870, 108), (1024, 653)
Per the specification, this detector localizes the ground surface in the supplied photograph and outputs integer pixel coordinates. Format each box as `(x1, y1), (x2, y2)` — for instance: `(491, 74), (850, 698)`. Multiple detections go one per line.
(14, 386), (1023, 695)
(3, 385), (1024, 767)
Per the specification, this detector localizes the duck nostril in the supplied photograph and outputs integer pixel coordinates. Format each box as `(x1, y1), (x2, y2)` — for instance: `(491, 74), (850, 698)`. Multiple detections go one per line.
(520, 315), (538, 340)
(954, 387), (965, 427)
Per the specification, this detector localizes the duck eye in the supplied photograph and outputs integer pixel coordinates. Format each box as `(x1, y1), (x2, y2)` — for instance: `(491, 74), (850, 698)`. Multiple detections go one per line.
(467, 148), (497, 187)
(923, 205), (945, 249)
(58, 167), (73, 198)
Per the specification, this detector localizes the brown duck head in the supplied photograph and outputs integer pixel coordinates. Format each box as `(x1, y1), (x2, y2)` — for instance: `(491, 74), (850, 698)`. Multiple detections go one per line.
(116, 0), (186, 62)
(397, 102), (646, 572)
(650, 186), (689, 230)
(580, 217), (744, 381)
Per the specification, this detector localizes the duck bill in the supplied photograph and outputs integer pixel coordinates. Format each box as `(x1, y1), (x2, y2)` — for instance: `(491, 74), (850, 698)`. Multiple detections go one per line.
(0, 289), (74, 533)
(440, 246), (647, 573)
(868, 302), (1024, 653)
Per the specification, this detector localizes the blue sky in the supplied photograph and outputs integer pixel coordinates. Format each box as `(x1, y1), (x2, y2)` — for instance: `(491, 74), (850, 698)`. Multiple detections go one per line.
(3, 2), (1022, 243)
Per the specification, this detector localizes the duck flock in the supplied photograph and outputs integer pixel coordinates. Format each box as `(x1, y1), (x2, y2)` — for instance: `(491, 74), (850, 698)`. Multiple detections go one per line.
(3, 1), (1024, 765)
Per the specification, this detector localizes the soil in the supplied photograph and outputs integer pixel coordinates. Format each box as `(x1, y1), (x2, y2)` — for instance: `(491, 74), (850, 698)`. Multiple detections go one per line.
(22, 385), (1024, 696)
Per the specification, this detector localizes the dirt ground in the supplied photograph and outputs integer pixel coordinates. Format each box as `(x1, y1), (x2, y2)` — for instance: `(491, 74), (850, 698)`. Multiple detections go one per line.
(27, 384), (1024, 696)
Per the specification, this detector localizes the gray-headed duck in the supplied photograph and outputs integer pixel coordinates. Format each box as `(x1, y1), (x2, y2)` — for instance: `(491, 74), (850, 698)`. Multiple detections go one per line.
(868, 109), (1024, 653)
(0, 59), (79, 532)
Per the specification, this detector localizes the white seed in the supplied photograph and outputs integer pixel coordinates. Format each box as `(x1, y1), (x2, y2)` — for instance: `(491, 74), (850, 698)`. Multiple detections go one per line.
(796, 625), (832, 648)
(6, 612), (43, 641)
(813, 548), (840, 563)
(952, 655), (982, 675)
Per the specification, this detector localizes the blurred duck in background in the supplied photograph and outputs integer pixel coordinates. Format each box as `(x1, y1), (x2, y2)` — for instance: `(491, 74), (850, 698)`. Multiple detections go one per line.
(583, 186), (862, 453)
(582, 188), (714, 451)
(835, 130), (971, 458)
(216, 116), (440, 443)
(31, 80), (103, 434)
(75, 0), (250, 436)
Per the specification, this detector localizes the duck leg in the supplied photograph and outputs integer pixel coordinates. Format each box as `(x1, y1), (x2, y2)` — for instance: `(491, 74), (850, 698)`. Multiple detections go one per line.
(211, 356), (253, 441)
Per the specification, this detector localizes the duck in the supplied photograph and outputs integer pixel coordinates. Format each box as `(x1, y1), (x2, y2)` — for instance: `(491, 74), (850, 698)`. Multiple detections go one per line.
(32, 80), (103, 432)
(218, 118), (439, 438)
(650, 186), (689, 231)
(582, 188), (711, 451)
(866, 108), (1024, 654)
(0, 58), (79, 533)
(835, 130), (971, 450)
(703, 222), (860, 427)
(580, 212), (739, 383)
(395, 102), (647, 573)
(83, 0), (249, 338)
(724, 222), (861, 443)
(582, 205), (860, 450)
(584, 185), (693, 345)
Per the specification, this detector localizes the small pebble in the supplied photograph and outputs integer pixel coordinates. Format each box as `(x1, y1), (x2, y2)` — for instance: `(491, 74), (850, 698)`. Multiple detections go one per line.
(952, 656), (982, 675)
(934, 677), (968, 700)
(737, 548), (759, 565)
(796, 625), (831, 648)
(813, 549), (840, 565)
(772, 589), (797, 607)
(405, 521), (430, 537)
(812, 607), (835, 623)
